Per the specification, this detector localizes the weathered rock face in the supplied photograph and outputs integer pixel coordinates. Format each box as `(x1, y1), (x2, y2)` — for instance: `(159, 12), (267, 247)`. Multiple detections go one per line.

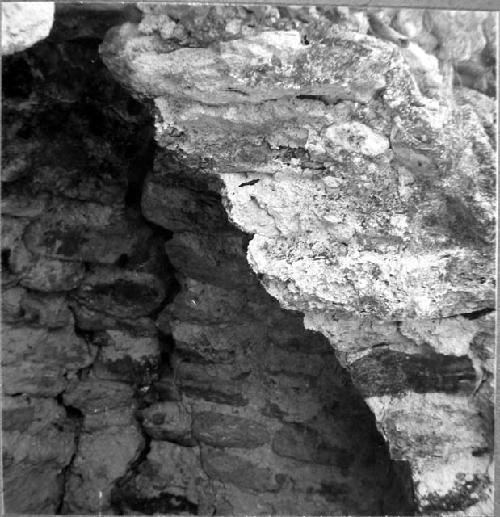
(100, 5), (496, 515)
(102, 6), (495, 321)
(2, 2), (55, 56)
(1, 4), (496, 516)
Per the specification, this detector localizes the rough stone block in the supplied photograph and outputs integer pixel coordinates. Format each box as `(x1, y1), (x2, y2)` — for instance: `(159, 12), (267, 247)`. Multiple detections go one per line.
(165, 230), (255, 289)
(140, 401), (193, 445)
(2, 323), (94, 396)
(367, 392), (493, 513)
(115, 441), (210, 512)
(62, 377), (136, 414)
(92, 329), (160, 384)
(2, 2), (54, 55)
(201, 447), (279, 492)
(192, 412), (270, 448)
(63, 423), (144, 514)
(272, 423), (354, 473)
(20, 292), (73, 328)
(2, 396), (75, 514)
(73, 268), (166, 319)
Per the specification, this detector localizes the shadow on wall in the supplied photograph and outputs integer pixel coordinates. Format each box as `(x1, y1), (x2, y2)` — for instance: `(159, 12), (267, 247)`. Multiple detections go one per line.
(114, 148), (418, 515)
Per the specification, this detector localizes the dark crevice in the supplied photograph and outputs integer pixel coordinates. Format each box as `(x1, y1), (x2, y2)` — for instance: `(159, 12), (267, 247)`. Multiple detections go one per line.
(157, 332), (177, 374)
(124, 129), (156, 209)
(54, 393), (84, 514)
(2, 249), (12, 271)
(115, 253), (130, 268)
(142, 219), (175, 242)
(295, 94), (342, 106)
(147, 275), (181, 318)
(238, 178), (260, 187)
(462, 307), (495, 320)
(2, 54), (34, 98)
(110, 433), (153, 515)
(146, 333), (183, 403)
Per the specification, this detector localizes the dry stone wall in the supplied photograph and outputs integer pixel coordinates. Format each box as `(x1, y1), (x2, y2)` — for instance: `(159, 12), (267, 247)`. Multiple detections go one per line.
(2, 10), (166, 513)
(1, 23), (412, 513)
(1, 4), (496, 516)
(112, 155), (414, 515)
(101, 5), (496, 515)
(2, 2), (55, 56)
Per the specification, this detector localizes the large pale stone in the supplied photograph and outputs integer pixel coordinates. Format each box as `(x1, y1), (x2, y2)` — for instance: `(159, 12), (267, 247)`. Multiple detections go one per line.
(103, 22), (495, 319)
(2, 2), (54, 55)
(324, 122), (389, 156)
(367, 393), (493, 513)
(400, 42), (443, 97)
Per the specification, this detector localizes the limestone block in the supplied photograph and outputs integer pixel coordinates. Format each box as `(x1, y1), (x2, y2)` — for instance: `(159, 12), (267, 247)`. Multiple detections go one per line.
(2, 2), (54, 55)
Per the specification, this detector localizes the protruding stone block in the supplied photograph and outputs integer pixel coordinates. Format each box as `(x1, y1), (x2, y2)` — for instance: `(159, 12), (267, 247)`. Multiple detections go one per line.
(2, 2), (54, 55)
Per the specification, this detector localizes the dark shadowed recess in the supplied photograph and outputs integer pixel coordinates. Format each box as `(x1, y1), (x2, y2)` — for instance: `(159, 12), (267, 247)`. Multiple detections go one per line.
(120, 143), (418, 515)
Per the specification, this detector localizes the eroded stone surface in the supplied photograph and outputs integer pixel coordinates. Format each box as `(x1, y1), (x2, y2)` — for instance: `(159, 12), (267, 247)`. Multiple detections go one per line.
(101, 6), (495, 515)
(92, 330), (160, 385)
(61, 377), (145, 514)
(193, 412), (270, 448)
(2, 2), (54, 55)
(103, 12), (495, 320)
(367, 392), (493, 513)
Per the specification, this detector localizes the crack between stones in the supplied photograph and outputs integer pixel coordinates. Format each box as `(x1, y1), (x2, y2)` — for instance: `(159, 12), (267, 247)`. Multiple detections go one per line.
(54, 392), (84, 515)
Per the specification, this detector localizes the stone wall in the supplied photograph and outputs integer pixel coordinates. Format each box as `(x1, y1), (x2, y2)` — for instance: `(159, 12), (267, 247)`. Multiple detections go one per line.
(1, 4), (496, 516)
(111, 153), (414, 515)
(101, 5), (496, 515)
(1, 15), (413, 513)
(2, 10), (165, 513)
